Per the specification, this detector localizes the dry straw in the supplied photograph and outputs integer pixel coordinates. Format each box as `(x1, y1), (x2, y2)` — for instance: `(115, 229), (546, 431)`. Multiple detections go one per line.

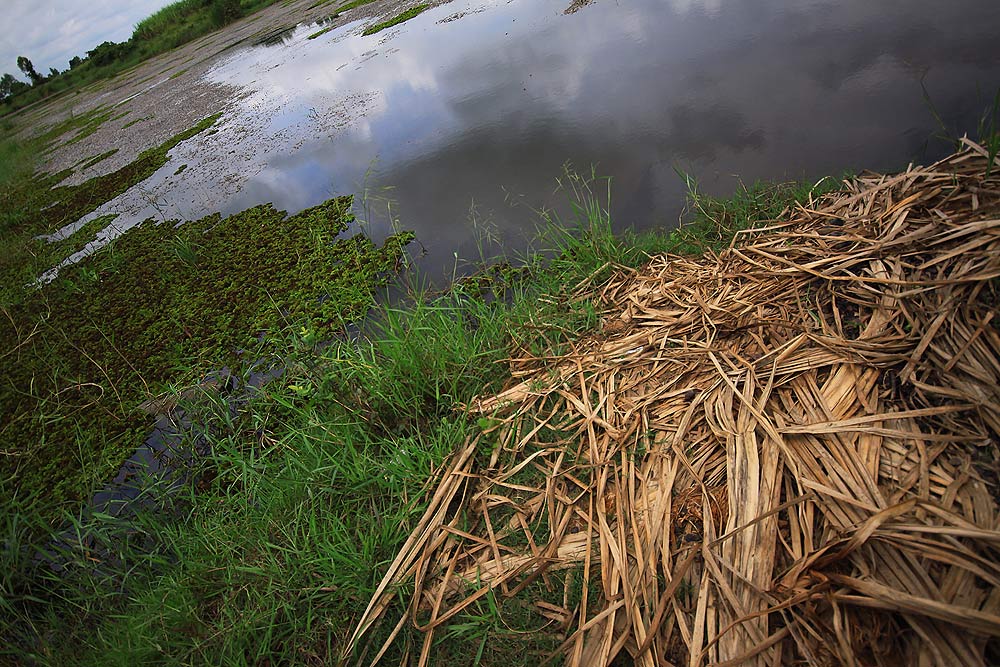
(351, 139), (1000, 666)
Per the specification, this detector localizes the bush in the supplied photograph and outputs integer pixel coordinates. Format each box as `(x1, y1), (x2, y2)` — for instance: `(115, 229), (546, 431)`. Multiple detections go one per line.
(86, 41), (132, 68)
(210, 0), (244, 27)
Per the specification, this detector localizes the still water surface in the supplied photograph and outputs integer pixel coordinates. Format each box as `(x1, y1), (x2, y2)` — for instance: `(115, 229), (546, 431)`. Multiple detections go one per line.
(159, 0), (1000, 277)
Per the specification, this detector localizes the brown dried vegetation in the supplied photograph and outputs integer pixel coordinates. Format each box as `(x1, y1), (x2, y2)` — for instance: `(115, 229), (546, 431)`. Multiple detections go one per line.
(352, 141), (1000, 666)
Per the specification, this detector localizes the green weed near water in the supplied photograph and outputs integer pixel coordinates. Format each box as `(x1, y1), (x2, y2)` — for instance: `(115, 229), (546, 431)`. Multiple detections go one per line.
(363, 4), (431, 36)
(0, 139), (35, 222)
(77, 148), (119, 171)
(671, 170), (848, 254)
(977, 89), (1000, 177)
(0, 113), (222, 306)
(922, 84), (1000, 177)
(0, 170), (841, 665)
(333, 0), (378, 12)
(307, 25), (336, 39)
(121, 114), (154, 130)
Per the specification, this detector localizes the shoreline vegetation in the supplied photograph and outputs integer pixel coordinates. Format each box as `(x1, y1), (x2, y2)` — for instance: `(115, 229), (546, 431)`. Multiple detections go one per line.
(351, 141), (1000, 665)
(362, 4), (431, 35)
(3, 138), (999, 664)
(1, 151), (851, 662)
(1, 0), (284, 114)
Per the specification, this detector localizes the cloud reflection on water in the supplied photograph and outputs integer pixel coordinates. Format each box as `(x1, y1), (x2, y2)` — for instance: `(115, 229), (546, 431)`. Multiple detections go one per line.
(169, 0), (1000, 279)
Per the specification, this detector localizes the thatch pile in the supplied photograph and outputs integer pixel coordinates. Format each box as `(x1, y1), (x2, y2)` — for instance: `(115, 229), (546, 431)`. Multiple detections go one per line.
(351, 140), (1000, 666)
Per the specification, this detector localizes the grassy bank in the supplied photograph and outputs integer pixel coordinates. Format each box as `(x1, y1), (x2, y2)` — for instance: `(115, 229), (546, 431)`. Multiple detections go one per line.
(1, 0), (283, 115)
(351, 147), (1000, 665)
(1, 170), (844, 665)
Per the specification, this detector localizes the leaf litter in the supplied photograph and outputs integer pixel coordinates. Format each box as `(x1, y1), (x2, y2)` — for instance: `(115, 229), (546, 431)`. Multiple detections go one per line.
(351, 140), (1000, 666)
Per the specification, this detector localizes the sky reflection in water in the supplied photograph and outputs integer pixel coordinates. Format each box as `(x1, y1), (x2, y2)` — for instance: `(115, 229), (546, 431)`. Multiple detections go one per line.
(196, 0), (1000, 278)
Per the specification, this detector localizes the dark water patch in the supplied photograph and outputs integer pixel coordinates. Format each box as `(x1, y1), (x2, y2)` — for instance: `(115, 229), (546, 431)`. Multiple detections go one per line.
(162, 0), (1000, 285)
(90, 363), (282, 519)
(89, 416), (192, 518)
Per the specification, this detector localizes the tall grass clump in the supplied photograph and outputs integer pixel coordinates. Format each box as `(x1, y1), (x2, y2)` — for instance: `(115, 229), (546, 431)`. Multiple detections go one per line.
(133, 0), (251, 53)
(0, 126), (43, 298)
(921, 83), (1000, 177)
(977, 89), (1000, 177)
(668, 170), (847, 254)
(0, 171), (842, 665)
(0, 128), (33, 190)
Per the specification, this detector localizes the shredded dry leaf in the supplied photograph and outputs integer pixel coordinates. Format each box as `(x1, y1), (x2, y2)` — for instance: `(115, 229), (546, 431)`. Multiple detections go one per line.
(350, 140), (1000, 666)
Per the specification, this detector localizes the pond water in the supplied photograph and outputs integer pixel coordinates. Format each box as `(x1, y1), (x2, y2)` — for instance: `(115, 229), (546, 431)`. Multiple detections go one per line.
(195, 0), (1000, 276)
(91, 0), (1000, 279)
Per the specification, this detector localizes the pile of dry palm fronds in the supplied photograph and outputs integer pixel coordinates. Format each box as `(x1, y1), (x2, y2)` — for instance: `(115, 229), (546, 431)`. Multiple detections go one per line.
(350, 140), (1000, 666)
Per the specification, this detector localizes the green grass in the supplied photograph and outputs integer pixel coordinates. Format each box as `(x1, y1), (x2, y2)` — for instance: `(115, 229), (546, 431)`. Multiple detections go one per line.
(307, 25), (336, 39)
(121, 114), (154, 130)
(978, 89), (1000, 178)
(362, 4), (431, 35)
(34, 106), (119, 152)
(335, 0), (378, 11)
(0, 121), (35, 189)
(78, 148), (119, 171)
(922, 84), (1000, 178)
(667, 170), (848, 254)
(120, 0), (276, 59)
(0, 167), (843, 665)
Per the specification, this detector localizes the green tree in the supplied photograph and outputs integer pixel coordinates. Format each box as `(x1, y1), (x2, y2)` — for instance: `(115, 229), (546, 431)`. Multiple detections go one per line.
(0, 73), (28, 102)
(0, 73), (14, 100)
(86, 41), (130, 67)
(16, 56), (43, 86)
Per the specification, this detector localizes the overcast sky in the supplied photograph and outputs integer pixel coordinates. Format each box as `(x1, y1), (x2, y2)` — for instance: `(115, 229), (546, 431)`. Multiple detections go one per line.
(1, 0), (175, 78)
